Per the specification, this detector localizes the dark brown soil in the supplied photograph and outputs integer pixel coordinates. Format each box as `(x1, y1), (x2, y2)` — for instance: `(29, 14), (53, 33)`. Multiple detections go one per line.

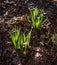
(0, 0), (57, 65)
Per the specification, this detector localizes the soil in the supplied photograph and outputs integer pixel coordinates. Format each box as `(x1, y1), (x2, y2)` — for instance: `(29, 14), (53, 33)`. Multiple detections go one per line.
(0, 0), (57, 65)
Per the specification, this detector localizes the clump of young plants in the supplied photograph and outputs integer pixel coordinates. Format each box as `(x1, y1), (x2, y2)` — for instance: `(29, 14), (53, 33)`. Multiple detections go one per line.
(29, 7), (44, 30)
(10, 28), (31, 54)
(46, 33), (57, 50)
(51, 34), (57, 49)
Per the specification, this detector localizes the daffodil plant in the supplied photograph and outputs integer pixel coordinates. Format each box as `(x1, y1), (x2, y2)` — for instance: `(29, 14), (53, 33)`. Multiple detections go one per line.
(29, 7), (44, 30)
(46, 33), (57, 49)
(51, 34), (57, 49)
(10, 28), (31, 53)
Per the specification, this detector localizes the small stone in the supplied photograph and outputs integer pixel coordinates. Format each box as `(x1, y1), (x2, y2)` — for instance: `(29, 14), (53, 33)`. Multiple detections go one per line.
(40, 41), (44, 46)
(13, 17), (17, 21)
(18, 63), (22, 65)
(34, 52), (42, 58)
(4, 11), (9, 17)
(36, 47), (41, 52)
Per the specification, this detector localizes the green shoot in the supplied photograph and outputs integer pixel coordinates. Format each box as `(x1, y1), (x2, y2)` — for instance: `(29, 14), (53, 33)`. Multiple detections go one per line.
(10, 28), (31, 53)
(51, 34), (55, 46)
(46, 33), (57, 49)
(29, 7), (44, 30)
(51, 34), (57, 49)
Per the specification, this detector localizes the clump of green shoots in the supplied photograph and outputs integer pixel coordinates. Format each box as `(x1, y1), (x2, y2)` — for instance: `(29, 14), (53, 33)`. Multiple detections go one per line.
(10, 28), (31, 54)
(29, 7), (44, 30)
(46, 33), (57, 49)
(51, 34), (57, 49)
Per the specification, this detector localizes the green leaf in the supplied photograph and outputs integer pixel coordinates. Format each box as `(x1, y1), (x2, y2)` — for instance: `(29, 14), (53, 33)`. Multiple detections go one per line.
(15, 29), (20, 41)
(23, 33), (26, 42)
(34, 8), (38, 19)
(27, 31), (31, 44)
(10, 32), (17, 49)
(52, 34), (55, 43)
